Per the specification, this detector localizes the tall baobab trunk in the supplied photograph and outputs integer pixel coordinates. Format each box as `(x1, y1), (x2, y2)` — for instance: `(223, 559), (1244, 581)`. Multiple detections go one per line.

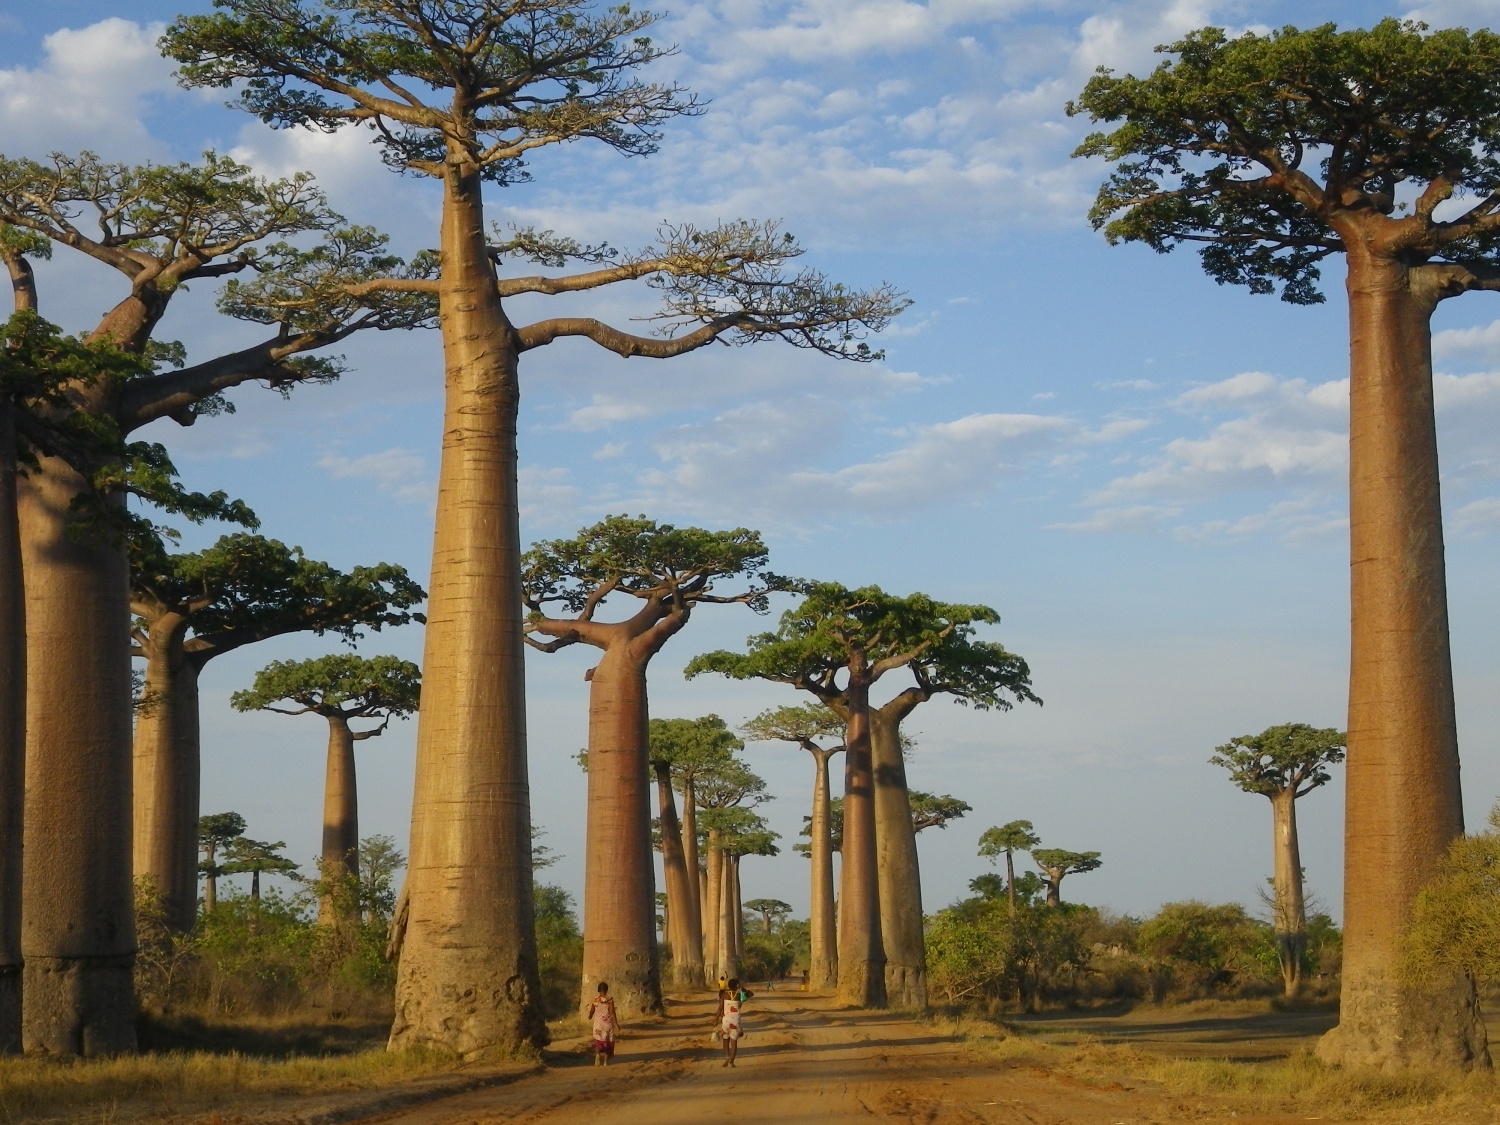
(704, 831), (722, 979)
(680, 777), (703, 978)
(132, 619), (203, 933)
(0, 398), (23, 1052)
(19, 457), (136, 1056)
(655, 761), (703, 988)
(1317, 249), (1486, 1069)
(806, 746), (840, 991)
(319, 714), (361, 924)
(837, 683), (885, 1008)
(730, 853), (743, 964)
(870, 705), (926, 1010)
(716, 855), (737, 980)
(1005, 849), (1018, 916)
(1270, 788), (1307, 997)
(578, 646), (660, 1016)
(390, 157), (545, 1056)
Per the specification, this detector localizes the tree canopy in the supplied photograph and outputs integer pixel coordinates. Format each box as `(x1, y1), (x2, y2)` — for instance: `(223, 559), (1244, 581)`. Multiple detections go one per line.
(648, 715), (744, 783)
(979, 820), (1041, 860)
(231, 653), (422, 730)
(1069, 20), (1500, 304)
(1032, 849), (1103, 880)
(1210, 723), (1346, 798)
(741, 703), (845, 751)
(909, 791), (971, 832)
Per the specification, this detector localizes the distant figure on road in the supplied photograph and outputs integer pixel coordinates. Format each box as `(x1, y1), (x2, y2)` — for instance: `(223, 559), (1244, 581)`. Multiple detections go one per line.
(801, 969), (809, 991)
(588, 981), (618, 1066)
(714, 978), (754, 1068)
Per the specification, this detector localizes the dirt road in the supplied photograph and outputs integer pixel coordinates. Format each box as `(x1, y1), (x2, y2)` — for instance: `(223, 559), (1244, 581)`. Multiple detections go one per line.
(360, 993), (1323, 1125)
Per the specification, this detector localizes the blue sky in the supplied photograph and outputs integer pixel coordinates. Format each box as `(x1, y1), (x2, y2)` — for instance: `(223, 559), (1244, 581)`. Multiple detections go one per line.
(3, 0), (1499, 926)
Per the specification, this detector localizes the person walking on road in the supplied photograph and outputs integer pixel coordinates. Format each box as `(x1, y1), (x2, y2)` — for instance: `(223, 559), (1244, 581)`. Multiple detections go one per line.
(589, 982), (618, 1066)
(714, 978), (754, 1067)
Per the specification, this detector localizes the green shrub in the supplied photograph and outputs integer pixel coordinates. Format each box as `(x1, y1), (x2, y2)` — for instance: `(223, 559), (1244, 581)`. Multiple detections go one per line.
(535, 883), (582, 1018)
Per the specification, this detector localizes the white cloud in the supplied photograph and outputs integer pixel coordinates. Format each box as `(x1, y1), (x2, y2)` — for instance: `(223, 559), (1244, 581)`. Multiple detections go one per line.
(318, 447), (434, 504)
(520, 466), (581, 520)
(565, 396), (654, 431)
(0, 20), (175, 159)
(1432, 320), (1500, 366)
(1454, 498), (1500, 533)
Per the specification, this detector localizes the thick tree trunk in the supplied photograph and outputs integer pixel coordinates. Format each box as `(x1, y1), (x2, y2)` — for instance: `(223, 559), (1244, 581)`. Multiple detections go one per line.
(837, 681), (885, 1007)
(319, 714), (360, 925)
(807, 747), (839, 991)
(704, 833), (722, 979)
(1005, 851), (1017, 916)
(716, 854), (737, 980)
(730, 854), (743, 965)
(0, 401), (23, 1052)
(1043, 873), (1061, 908)
(680, 779), (703, 979)
(655, 762), (703, 988)
(1270, 788), (1306, 997)
(578, 646), (661, 1016)
(389, 157), (545, 1057)
(870, 706), (926, 1010)
(1317, 252), (1486, 1070)
(132, 620), (202, 933)
(19, 457), (136, 1055)
(203, 847), (218, 914)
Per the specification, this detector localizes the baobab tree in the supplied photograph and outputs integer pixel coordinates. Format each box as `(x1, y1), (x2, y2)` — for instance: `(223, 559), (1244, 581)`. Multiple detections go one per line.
(1211, 723), (1345, 996)
(742, 703), (844, 990)
(231, 654), (421, 923)
(648, 715), (742, 988)
(522, 517), (777, 1014)
(222, 836), (300, 904)
(166, 0), (906, 1054)
(0, 150), (425, 1055)
(722, 821), (780, 970)
(133, 532), (424, 931)
(744, 899), (793, 935)
(198, 812), (247, 914)
(1069, 19), (1500, 1067)
(1030, 849), (1101, 908)
(691, 583), (1033, 1008)
(978, 820), (1040, 916)
(909, 792), (971, 832)
(693, 753), (768, 981)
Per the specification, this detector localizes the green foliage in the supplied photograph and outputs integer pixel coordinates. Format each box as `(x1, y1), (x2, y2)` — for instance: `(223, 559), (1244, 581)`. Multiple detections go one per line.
(743, 899), (794, 932)
(231, 653), (421, 722)
(909, 791), (970, 831)
(796, 795), (843, 855)
(741, 702), (844, 749)
(199, 811), (247, 879)
(978, 819), (1041, 860)
(1402, 804), (1500, 987)
(1210, 723), (1345, 798)
(1031, 849), (1103, 878)
(522, 515), (779, 622)
(534, 883), (583, 1019)
(1069, 20), (1500, 303)
(222, 837), (300, 887)
(926, 900), (1091, 1008)
(1137, 901), (1280, 988)
(699, 807), (778, 857)
(967, 870), (1043, 908)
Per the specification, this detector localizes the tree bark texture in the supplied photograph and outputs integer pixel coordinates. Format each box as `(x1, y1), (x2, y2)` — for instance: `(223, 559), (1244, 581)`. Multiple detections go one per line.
(655, 762), (703, 988)
(0, 401), (23, 1052)
(716, 853), (737, 980)
(1269, 788), (1306, 997)
(730, 853), (743, 965)
(132, 620), (202, 933)
(870, 705), (926, 1010)
(389, 159), (545, 1057)
(1005, 851), (1017, 917)
(1317, 248), (1486, 1070)
(319, 715), (361, 925)
(837, 682), (885, 1008)
(680, 779), (703, 979)
(807, 747), (839, 991)
(579, 647), (661, 1016)
(19, 457), (136, 1055)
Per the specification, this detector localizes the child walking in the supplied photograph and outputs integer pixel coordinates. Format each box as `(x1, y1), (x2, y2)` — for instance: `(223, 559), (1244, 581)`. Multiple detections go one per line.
(713, 978), (755, 1067)
(588, 981), (618, 1066)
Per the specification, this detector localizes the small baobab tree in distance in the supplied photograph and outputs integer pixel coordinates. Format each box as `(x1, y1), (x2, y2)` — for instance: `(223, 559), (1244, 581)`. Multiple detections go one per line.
(198, 812), (247, 914)
(1031, 848), (1102, 908)
(1069, 19), (1500, 1067)
(742, 703), (844, 990)
(166, 0), (906, 1055)
(232, 654), (421, 923)
(522, 517), (778, 1015)
(1211, 723), (1345, 997)
(222, 837), (300, 904)
(909, 792), (972, 833)
(745, 899), (794, 936)
(978, 821), (1041, 917)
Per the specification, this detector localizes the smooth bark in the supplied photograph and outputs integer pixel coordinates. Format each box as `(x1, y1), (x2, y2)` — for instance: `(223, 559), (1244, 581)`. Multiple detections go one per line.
(1318, 247), (1485, 1068)
(729, 854), (743, 965)
(715, 852), (736, 980)
(704, 831), (723, 978)
(837, 681), (885, 1008)
(680, 777), (704, 979)
(1269, 788), (1306, 997)
(806, 745), (840, 991)
(577, 646), (660, 1016)
(132, 619), (202, 933)
(870, 700), (926, 1010)
(320, 715), (360, 924)
(19, 456), (136, 1055)
(0, 399), (22, 1052)
(655, 761), (703, 988)
(390, 157), (544, 1056)
(1005, 851), (1018, 917)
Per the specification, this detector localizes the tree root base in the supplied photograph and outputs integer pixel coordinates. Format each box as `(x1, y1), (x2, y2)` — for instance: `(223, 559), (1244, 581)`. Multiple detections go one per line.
(22, 955), (136, 1056)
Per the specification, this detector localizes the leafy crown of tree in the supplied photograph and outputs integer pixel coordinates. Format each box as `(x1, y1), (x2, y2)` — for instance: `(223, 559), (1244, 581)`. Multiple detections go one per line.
(648, 714), (744, 776)
(978, 820), (1041, 859)
(230, 653), (422, 725)
(740, 702), (845, 750)
(1068, 20), (1500, 304)
(909, 791), (971, 831)
(1209, 722), (1346, 798)
(1031, 848), (1103, 877)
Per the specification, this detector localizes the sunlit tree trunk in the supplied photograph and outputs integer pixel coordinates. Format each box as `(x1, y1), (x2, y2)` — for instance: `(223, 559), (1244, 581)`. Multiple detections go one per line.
(19, 457), (136, 1055)
(807, 746), (839, 991)
(837, 680), (885, 1007)
(319, 714), (360, 925)
(716, 854), (737, 980)
(680, 778), (703, 979)
(579, 645), (661, 1016)
(1318, 246), (1486, 1069)
(132, 617), (202, 933)
(704, 830), (722, 979)
(0, 398), (23, 1052)
(870, 702), (925, 1010)
(655, 761), (703, 988)
(1269, 788), (1307, 997)
(730, 853), (743, 965)
(390, 155), (545, 1056)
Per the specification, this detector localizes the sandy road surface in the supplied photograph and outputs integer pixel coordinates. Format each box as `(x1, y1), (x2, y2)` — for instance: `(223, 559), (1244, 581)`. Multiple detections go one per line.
(360, 993), (1320, 1125)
